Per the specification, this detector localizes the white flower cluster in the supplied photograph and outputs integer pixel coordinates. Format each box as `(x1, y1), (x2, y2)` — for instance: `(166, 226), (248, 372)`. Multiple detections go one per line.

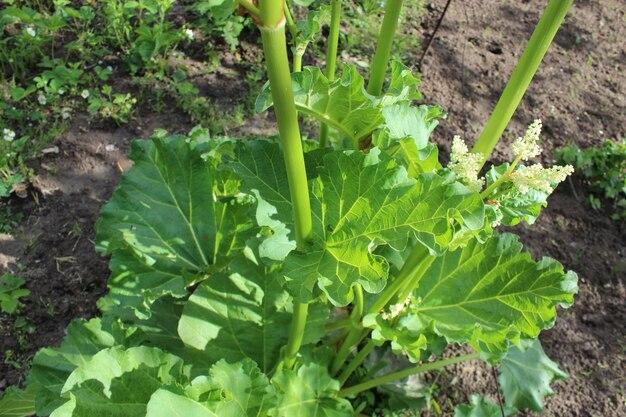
(381, 295), (414, 321)
(25, 25), (36, 37)
(449, 135), (485, 192)
(61, 107), (72, 120)
(512, 164), (574, 194)
(81, 89), (90, 99)
(3, 128), (16, 142)
(512, 119), (542, 161)
(184, 28), (194, 40)
(37, 93), (47, 105)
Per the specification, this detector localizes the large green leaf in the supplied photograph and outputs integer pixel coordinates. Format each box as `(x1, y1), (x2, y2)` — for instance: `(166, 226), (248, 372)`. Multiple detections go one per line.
(0, 386), (36, 417)
(269, 363), (353, 417)
(499, 339), (567, 411)
(283, 148), (484, 305)
(177, 254), (328, 373)
(96, 135), (254, 317)
(408, 233), (577, 355)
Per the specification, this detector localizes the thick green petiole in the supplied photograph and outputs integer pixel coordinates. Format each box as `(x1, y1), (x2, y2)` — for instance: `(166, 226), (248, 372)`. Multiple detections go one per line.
(471, 0), (573, 162)
(367, 0), (404, 96)
(339, 352), (480, 397)
(338, 339), (377, 384)
(258, 0), (313, 369)
(319, 0), (343, 147)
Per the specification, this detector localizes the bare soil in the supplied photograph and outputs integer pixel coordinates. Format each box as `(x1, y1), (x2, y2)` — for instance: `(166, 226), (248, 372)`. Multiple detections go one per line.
(0, 0), (624, 415)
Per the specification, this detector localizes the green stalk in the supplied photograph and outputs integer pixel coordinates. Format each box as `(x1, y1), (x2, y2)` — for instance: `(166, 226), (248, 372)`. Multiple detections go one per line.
(367, 0), (404, 96)
(395, 251), (435, 303)
(367, 244), (427, 314)
(480, 156), (522, 198)
(284, 0), (297, 42)
(338, 339), (377, 384)
(350, 284), (364, 323)
(471, 0), (573, 162)
(259, 0), (313, 368)
(293, 51), (304, 72)
(339, 352), (480, 397)
(319, 0), (343, 147)
(239, 0), (260, 16)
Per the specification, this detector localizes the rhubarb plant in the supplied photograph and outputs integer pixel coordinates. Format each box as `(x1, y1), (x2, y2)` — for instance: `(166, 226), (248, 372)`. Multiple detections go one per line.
(0, 1), (577, 416)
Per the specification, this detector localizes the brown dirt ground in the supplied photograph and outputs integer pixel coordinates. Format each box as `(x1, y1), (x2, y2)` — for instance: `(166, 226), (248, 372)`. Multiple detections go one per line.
(0, 0), (624, 416)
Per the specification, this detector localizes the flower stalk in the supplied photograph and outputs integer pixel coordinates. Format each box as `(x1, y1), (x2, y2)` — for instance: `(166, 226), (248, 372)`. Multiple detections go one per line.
(471, 0), (573, 162)
(367, 0), (404, 96)
(339, 352), (480, 397)
(319, 0), (343, 147)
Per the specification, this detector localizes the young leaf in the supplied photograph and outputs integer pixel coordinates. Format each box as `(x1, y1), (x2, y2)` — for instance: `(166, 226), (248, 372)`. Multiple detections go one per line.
(0, 274), (30, 314)
(454, 395), (515, 417)
(484, 163), (549, 226)
(374, 104), (444, 177)
(269, 363), (353, 417)
(0, 386), (36, 417)
(376, 60), (423, 107)
(282, 149), (484, 305)
(294, 5), (331, 57)
(177, 254), (328, 373)
(408, 233), (578, 355)
(499, 339), (567, 411)
(256, 65), (381, 146)
(96, 135), (254, 317)
(147, 358), (273, 417)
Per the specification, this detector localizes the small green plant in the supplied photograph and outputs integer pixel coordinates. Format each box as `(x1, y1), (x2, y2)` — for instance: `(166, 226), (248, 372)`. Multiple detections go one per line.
(87, 85), (137, 125)
(0, 1), (578, 416)
(556, 139), (626, 221)
(0, 273), (30, 314)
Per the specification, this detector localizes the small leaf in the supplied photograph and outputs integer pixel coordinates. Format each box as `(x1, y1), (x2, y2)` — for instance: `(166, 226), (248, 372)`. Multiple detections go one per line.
(294, 5), (330, 55)
(377, 60), (423, 106)
(269, 363), (353, 417)
(454, 395), (515, 417)
(257, 65), (381, 146)
(0, 386), (36, 417)
(499, 339), (567, 411)
(484, 163), (548, 226)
